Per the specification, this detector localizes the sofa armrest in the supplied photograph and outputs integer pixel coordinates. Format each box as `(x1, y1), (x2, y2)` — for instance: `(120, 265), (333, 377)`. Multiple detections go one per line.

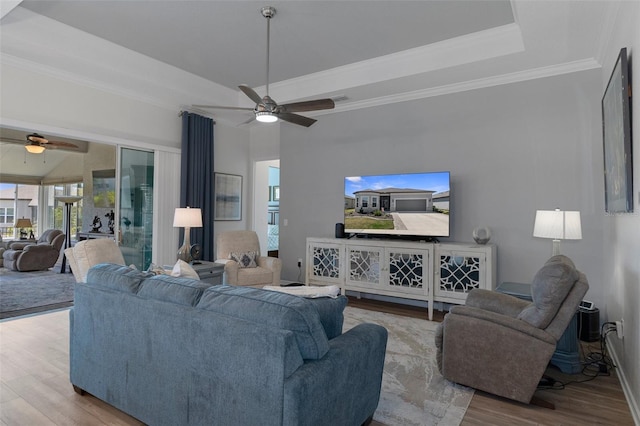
(465, 289), (530, 318)
(22, 244), (56, 253)
(8, 241), (34, 250)
(258, 256), (282, 285)
(449, 305), (555, 344)
(221, 260), (239, 284)
(258, 255), (280, 269)
(284, 323), (388, 426)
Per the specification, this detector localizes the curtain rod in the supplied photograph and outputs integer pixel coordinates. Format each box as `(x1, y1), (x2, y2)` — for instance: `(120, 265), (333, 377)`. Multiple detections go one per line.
(179, 107), (216, 123)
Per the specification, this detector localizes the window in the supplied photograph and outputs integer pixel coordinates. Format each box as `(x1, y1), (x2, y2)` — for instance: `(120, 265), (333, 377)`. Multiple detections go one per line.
(0, 207), (14, 224)
(362, 196), (369, 208)
(372, 197), (378, 208)
(44, 182), (83, 237)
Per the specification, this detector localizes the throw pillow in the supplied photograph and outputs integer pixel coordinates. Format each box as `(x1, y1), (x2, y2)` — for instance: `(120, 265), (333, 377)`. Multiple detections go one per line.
(171, 259), (200, 280)
(229, 251), (258, 268)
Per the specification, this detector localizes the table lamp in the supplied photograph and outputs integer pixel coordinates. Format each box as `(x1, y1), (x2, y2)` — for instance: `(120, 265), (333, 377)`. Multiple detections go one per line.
(173, 207), (203, 263)
(533, 208), (582, 256)
(15, 218), (33, 239)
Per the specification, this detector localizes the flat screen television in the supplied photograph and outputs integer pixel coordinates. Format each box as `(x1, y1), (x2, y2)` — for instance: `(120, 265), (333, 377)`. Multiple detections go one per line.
(344, 171), (450, 239)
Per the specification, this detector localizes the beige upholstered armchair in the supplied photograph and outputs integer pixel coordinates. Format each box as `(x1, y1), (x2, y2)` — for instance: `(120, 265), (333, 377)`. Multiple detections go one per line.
(2, 229), (65, 272)
(435, 255), (588, 404)
(215, 230), (281, 287)
(65, 238), (126, 282)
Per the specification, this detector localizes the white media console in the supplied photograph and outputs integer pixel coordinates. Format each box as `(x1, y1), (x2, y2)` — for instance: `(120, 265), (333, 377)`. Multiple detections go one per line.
(305, 237), (496, 320)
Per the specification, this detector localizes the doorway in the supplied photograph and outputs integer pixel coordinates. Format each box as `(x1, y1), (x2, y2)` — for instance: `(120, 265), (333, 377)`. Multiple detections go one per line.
(254, 159), (279, 258)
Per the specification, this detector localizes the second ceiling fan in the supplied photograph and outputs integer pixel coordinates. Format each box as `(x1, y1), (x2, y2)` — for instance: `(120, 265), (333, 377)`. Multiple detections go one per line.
(194, 6), (335, 127)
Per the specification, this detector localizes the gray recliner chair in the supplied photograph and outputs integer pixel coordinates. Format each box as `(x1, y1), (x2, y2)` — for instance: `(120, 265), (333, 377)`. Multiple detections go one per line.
(435, 255), (589, 404)
(2, 229), (65, 272)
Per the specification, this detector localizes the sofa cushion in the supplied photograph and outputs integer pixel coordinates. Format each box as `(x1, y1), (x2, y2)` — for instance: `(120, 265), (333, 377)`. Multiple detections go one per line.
(237, 266), (273, 286)
(137, 275), (214, 306)
(196, 285), (330, 360)
(86, 263), (153, 294)
(517, 255), (578, 329)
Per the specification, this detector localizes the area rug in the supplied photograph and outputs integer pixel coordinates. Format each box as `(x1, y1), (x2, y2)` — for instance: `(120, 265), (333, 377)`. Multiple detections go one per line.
(343, 306), (474, 426)
(0, 267), (75, 319)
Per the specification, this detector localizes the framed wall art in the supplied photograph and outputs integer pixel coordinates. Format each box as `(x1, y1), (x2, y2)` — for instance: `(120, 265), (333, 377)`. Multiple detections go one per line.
(602, 47), (633, 213)
(214, 173), (242, 221)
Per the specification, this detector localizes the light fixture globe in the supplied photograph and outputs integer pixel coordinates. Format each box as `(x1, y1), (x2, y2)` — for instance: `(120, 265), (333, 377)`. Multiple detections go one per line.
(25, 143), (45, 154)
(255, 111), (278, 123)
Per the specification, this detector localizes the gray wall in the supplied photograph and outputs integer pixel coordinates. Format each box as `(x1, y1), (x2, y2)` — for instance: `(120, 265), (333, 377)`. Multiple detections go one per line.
(599, 1), (640, 416)
(279, 69), (605, 307)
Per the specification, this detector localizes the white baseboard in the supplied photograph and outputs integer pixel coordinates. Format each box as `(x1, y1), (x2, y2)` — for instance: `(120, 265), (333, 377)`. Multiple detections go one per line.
(606, 335), (640, 425)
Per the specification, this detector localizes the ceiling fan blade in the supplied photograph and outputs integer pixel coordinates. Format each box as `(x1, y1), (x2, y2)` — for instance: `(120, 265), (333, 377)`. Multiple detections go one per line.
(239, 85), (263, 105)
(46, 141), (79, 149)
(0, 137), (26, 145)
(192, 105), (253, 111)
(276, 112), (317, 127)
(238, 116), (256, 126)
(279, 98), (335, 113)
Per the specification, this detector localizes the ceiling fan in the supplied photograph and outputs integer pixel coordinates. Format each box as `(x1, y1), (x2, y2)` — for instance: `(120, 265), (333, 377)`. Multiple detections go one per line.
(2, 133), (80, 154)
(193, 6), (335, 127)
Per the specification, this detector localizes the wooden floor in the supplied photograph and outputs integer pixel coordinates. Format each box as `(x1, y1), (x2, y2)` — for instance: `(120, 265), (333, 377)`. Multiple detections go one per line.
(0, 300), (635, 426)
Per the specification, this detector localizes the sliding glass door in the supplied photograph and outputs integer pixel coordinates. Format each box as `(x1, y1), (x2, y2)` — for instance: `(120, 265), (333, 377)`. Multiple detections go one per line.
(119, 148), (154, 270)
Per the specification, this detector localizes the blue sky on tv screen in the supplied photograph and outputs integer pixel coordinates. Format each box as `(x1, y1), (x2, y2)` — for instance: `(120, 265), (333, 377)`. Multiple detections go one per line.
(345, 172), (450, 196)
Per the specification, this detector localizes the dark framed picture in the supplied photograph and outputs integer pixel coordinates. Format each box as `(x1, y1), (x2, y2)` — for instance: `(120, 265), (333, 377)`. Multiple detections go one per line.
(602, 47), (633, 213)
(214, 173), (242, 220)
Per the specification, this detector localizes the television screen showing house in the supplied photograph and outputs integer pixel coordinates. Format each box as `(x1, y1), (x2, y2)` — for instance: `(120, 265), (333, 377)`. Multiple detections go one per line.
(344, 171), (450, 237)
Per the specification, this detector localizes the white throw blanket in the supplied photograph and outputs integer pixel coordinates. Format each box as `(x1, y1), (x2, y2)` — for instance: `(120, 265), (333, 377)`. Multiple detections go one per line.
(262, 284), (341, 298)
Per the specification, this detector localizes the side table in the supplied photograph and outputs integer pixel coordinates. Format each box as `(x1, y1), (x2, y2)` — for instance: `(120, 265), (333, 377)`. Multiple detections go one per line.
(190, 261), (225, 285)
(497, 281), (581, 374)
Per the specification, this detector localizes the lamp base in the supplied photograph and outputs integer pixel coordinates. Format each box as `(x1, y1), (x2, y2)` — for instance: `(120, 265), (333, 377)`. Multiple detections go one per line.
(177, 243), (192, 263)
(177, 227), (192, 263)
(552, 239), (561, 256)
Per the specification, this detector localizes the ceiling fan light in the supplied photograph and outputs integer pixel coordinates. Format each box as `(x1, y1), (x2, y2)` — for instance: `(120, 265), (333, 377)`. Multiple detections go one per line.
(255, 112), (278, 123)
(25, 144), (45, 154)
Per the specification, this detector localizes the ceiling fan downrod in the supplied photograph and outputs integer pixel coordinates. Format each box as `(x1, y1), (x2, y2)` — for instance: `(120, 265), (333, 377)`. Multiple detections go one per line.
(261, 6), (276, 97)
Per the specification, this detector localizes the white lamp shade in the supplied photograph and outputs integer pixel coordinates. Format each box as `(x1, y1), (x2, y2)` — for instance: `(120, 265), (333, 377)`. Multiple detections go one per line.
(173, 207), (203, 228)
(533, 209), (582, 240)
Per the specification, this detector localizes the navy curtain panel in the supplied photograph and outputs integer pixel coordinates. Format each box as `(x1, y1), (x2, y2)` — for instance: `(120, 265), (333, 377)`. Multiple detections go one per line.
(180, 112), (215, 261)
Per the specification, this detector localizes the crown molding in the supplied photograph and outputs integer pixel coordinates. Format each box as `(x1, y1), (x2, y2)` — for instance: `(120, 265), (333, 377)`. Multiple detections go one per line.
(320, 58), (601, 115)
(0, 1), (22, 19)
(264, 23), (525, 102)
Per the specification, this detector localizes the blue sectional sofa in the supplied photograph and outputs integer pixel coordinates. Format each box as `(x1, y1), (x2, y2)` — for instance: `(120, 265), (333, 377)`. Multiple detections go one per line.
(70, 264), (388, 426)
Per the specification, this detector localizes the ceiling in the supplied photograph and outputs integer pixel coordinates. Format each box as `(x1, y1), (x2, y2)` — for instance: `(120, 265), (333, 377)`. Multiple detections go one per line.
(18, 1), (516, 91)
(0, 1), (612, 177)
